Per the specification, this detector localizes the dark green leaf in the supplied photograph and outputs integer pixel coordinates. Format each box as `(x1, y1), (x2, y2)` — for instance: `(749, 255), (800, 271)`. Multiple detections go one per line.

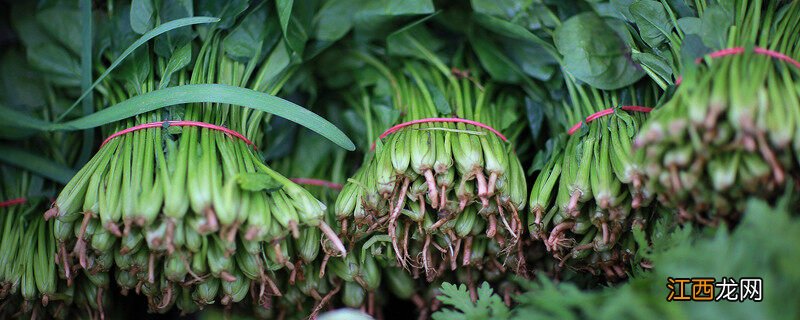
(313, 0), (358, 41)
(78, 0), (94, 166)
(554, 13), (644, 90)
(223, 5), (269, 61)
(699, 4), (732, 49)
(525, 96), (544, 140)
(469, 29), (522, 83)
(470, 0), (532, 20)
(0, 52), (47, 109)
(680, 34), (711, 63)
(251, 41), (293, 92)
(0, 145), (76, 184)
(159, 43), (192, 89)
(387, 21), (443, 61)
(196, 0), (249, 30)
(629, 0), (672, 48)
(154, 0), (195, 57)
(677, 17), (701, 35)
(352, 0), (435, 41)
(276, 0), (294, 36)
(11, 6), (81, 86)
(118, 46), (152, 96)
(610, 0), (636, 21)
(263, 117), (299, 161)
(35, 6), (82, 56)
(633, 51), (673, 82)
(63, 16), (220, 119)
(130, 0), (157, 34)
(280, 0), (311, 56)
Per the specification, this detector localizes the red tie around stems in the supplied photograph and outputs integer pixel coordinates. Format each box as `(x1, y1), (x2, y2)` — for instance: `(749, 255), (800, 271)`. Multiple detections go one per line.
(100, 120), (256, 148)
(290, 178), (344, 190)
(675, 46), (800, 85)
(371, 117), (508, 151)
(0, 197), (27, 208)
(567, 106), (654, 135)
(567, 47), (800, 135)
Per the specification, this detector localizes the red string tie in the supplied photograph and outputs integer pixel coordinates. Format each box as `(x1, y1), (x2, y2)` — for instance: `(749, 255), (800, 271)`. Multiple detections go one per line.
(290, 178), (343, 191)
(100, 120), (256, 148)
(567, 106), (654, 135)
(0, 197), (27, 208)
(675, 46), (800, 85)
(371, 117), (508, 151)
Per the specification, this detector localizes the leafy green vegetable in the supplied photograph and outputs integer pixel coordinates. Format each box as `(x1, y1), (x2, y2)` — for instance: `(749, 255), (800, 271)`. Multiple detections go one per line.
(629, 0), (672, 48)
(554, 13), (644, 90)
(130, 0), (157, 34)
(0, 145), (76, 184)
(62, 16), (220, 119)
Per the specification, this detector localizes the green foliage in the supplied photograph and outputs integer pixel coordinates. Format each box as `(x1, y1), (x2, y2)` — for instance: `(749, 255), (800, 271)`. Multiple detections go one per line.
(554, 12), (645, 90)
(435, 198), (800, 320)
(433, 282), (511, 320)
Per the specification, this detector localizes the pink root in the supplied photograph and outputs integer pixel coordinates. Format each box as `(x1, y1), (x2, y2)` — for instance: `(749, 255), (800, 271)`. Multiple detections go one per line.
(487, 172), (498, 196)
(424, 170), (439, 209)
(567, 192), (581, 217)
(547, 222), (575, 252)
(318, 221), (347, 257)
(486, 214), (497, 238)
(476, 171), (489, 207)
(462, 237), (473, 266)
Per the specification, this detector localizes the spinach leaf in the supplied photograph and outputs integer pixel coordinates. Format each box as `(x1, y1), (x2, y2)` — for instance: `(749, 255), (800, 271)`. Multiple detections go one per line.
(629, 0), (672, 48)
(223, 5), (269, 61)
(154, 0), (194, 58)
(677, 17), (701, 35)
(554, 13), (644, 90)
(699, 4), (733, 49)
(470, 28), (523, 83)
(130, 0), (157, 34)
(470, 0), (533, 20)
(159, 43), (192, 89)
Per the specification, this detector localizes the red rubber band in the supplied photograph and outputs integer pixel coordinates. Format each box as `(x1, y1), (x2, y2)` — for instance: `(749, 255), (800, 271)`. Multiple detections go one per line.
(676, 46), (800, 85)
(290, 178), (343, 191)
(567, 106), (653, 135)
(0, 197), (26, 208)
(379, 118), (507, 141)
(370, 118), (507, 151)
(100, 121), (255, 148)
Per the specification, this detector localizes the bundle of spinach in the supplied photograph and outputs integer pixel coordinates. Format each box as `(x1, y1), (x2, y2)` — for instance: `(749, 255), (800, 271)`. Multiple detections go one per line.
(613, 0), (800, 223)
(5, 0), (358, 315)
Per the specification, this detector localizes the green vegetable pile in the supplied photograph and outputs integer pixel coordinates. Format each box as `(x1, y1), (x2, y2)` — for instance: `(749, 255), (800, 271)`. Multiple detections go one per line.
(332, 50), (528, 283)
(528, 76), (662, 279)
(41, 2), (353, 315)
(1, 0), (800, 319)
(634, 0), (800, 223)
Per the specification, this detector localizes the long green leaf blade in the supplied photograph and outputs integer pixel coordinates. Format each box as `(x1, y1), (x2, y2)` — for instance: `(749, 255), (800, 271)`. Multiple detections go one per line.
(78, 0), (94, 167)
(59, 16), (221, 121)
(53, 84), (356, 151)
(0, 146), (76, 184)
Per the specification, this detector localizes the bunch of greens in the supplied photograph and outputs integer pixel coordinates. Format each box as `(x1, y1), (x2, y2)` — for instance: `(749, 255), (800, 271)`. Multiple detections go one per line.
(528, 72), (664, 279)
(434, 194), (800, 320)
(331, 38), (529, 285)
(0, 167), (93, 319)
(630, 0), (800, 222)
(14, 0), (354, 315)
